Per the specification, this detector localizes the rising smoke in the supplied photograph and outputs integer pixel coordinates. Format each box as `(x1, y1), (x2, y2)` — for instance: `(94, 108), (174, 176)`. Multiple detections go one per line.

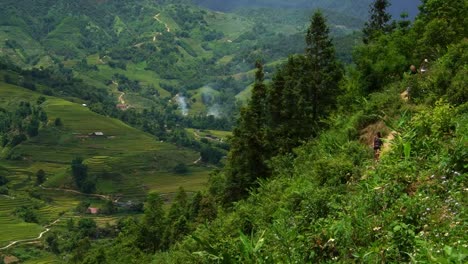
(201, 86), (223, 118)
(207, 104), (222, 118)
(175, 94), (188, 116)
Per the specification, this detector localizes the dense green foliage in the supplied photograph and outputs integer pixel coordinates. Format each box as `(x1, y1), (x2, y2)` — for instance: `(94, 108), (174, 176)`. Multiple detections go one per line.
(0, 0), (465, 263)
(71, 157), (95, 194)
(0, 100), (48, 156)
(108, 1), (467, 263)
(0, 0), (368, 120)
(223, 11), (343, 204)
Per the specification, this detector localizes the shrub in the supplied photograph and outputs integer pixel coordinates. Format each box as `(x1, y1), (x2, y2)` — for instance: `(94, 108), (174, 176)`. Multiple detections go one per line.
(0, 186), (8, 195)
(54, 117), (63, 127)
(173, 163), (188, 174)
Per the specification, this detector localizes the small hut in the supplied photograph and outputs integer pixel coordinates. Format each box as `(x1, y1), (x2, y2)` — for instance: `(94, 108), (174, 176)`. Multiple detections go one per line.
(89, 132), (104, 137)
(87, 207), (100, 214)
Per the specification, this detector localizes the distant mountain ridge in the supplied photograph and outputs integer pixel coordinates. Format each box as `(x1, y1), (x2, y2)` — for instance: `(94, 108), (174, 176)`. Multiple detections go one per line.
(194, 0), (421, 19)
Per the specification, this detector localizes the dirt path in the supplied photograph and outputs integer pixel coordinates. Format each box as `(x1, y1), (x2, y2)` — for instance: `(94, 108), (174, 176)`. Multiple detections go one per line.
(39, 185), (114, 201)
(154, 13), (171, 33)
(382, 131), (397, 154)
(193, 156), (202, 164)
(112, 81), (130, 110)
(0, 218), (61, 251)
(118, 92), (125, 105)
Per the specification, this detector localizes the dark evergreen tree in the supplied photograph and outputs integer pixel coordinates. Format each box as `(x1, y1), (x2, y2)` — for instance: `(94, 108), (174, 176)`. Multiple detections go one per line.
(164, 187), (189, 247)
(305, 11), (343, 126)
(266, 11), (342, 154)
(36, 169), (46, 185)
(54, 117), (63, 127)
(26, 118), (39, 137)
(138, 193), (166, 253)
(45, 232), (60, 254)
(362, 0), (392, 44)
(224, 61), (268, 204)
(188, 191), (202, 221)
(71, 157), (88, 189)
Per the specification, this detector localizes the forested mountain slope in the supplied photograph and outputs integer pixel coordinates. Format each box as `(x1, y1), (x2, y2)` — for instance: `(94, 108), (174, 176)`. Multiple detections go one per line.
(0, 0), (368, 119)
(194, 0), (420, 18)
(55, 0), (465, 262)
(0, 0), (465, 263)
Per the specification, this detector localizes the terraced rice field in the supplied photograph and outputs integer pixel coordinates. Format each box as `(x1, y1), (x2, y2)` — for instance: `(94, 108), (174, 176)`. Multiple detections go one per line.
(84, 156), (114, 174)
(23, 255), (61, 264)
(0, 82), (212, 248)
(0, 197), (44, 248)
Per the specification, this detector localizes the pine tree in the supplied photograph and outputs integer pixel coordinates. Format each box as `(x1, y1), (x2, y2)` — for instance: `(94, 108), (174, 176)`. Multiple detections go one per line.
(224, 62), (268, 204)
(267, 55), (310, 154)
(36, 169), (46, 185)
(71, 157), (88, 189)
(164, 187), (189, 247)
(362, 0), (392, 44)
(139, 193), (166, 253)
(305, 11), (343, 125)
(265, 11), (342, 155)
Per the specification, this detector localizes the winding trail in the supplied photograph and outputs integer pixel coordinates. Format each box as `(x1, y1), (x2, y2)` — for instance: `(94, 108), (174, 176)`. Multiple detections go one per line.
(0, 218), (61, 251)
(193, 156), (202, 164)
(39, 185), (116, 202)
(118, 92), (126, 105)
(154, 13), (171, 33)
(113, 81), (130, 110)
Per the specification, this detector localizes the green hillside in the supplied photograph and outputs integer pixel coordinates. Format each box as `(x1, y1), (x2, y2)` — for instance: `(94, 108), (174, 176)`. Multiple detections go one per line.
(0, 81), (206, 192)
(0, 0), (365, 119)
(0, 81), (211, 251)
(6, 1), (458, 263)
(3, 1), (464, 263)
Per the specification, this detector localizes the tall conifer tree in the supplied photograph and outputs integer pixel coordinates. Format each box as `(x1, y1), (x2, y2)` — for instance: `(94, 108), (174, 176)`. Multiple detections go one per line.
(265, 11), (342, 155)
(224, 62), (268, 204)
(305, 11), (343, 124)
(139, 193), (166, 253)
(362, 0), (392, 44)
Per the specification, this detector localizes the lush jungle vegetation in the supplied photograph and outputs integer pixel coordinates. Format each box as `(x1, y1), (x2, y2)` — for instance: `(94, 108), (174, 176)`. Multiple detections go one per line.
(1, 0), (465, 263)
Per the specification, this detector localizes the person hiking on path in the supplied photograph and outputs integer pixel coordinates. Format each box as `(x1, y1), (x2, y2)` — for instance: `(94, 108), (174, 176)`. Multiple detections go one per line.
(374, 132), (383, 161)
(404, 65), (418, 101)
(420, 58), (429, 74)
(410, 65), (418, 75)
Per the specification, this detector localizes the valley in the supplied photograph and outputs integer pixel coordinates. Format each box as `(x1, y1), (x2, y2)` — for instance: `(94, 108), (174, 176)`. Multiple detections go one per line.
(2, 1), (463, 264)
